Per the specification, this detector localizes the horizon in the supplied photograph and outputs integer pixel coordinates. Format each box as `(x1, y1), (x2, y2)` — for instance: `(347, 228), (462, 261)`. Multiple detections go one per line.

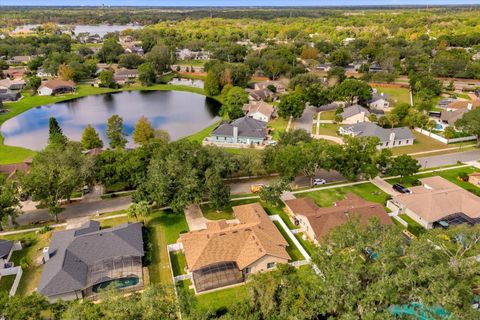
(2, 1), (480, 7)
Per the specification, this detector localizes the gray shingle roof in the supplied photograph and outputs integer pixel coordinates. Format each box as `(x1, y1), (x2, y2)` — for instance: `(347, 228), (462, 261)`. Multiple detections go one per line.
(341, 104), (370, 119)
(342, 122), (414, 143)
(212, 116), (267, 139)
(38, 221), (144, 297)
(368, 93), (389, 104)
(0, 239), (13, 259)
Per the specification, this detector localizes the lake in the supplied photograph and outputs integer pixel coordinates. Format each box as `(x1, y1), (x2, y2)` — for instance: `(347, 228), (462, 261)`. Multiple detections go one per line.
(1, 90), (221, 150)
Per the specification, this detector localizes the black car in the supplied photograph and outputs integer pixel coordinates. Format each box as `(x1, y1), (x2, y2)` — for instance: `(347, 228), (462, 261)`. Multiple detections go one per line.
(393, 183), (410, 194)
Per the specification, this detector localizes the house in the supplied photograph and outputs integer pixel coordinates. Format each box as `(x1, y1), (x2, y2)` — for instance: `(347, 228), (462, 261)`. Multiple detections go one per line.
(440, 106), (473, 126)
(254, 80), (287, 94)
(389, 176), (480, 229)
(242, 101), (275, 122)
(468, 172), (480, 187)
(38, 80), (76, 96)
(316, 63), (332, 72)
(36, 68), (52, 78)
(446, 100), (480, 111)
(124, 45), (144, 56)
(8, 55), (31, 65)
(208, 116), (267, 145)
(437, 98), (457, 109)
(178, 203), (290, 293)
(367, 93), (390, 111)
(113, 68), (138, 84)
(340, 104), (370, 124)
(175, 48), (210, 60)
(38, 221), (144, 301)
(0, 78), (26, 91)
(369, 63), (383, 73)
(0, 157), (32, 179)
(0, 89), (21, 102)
(284, 193), (391, 242)
(0, 240), (14, 269)
(339, 122), (415, 149)
(5, 66), (28, 79)
(247, 88), (276, 102)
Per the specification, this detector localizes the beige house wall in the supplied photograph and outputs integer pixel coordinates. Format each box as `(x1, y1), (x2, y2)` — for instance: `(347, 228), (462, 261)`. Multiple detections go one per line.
(404, 208), (432, 229)
(244, 255), (289, 274)
(342, 112), (370, 125)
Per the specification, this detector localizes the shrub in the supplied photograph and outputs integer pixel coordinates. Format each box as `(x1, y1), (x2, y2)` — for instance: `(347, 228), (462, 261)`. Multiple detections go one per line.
(20, 257), (32, 269)
(39, 225), (52, 234)
(458, 171), (469, 182)
(411, 179), (422, 186)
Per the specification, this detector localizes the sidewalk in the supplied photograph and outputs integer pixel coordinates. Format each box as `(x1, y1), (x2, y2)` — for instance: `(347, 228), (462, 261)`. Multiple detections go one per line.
(370, 177), (399, 196)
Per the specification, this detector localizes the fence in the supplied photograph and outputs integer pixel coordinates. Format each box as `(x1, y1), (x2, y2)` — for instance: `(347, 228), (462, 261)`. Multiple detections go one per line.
(414, 128), (477, 144)
(269, 215), (311, 261)
(0, 266), (22, 296)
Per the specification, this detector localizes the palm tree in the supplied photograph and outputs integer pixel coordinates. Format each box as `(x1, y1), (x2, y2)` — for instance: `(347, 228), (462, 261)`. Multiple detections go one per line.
(127, 201), (151, 224)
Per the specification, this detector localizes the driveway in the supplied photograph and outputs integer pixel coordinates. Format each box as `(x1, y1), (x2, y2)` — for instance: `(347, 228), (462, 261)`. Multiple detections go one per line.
(184, 204), (207, 231)
(16, 196), (132, 226)
(295, 106), (317, 134)
(417, 149), (480, 168)
(370, 177), (400, 196)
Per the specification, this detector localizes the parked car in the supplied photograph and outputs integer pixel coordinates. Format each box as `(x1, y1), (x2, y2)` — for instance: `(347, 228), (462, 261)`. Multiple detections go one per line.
(393, 183), (410, 194)
(312, 178), (327, 186)
(250, 184), (266, 193)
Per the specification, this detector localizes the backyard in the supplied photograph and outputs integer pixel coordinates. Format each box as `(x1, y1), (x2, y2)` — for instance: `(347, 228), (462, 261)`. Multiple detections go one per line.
(318, 123), (341, 137)
(391, 131), (463, 156)
(298, 182), (390, 207)
(370, 85), (411, 106)
(0, 275), (15, 294)
(268, 117), (289, 141)
(273, 221), (304, 261)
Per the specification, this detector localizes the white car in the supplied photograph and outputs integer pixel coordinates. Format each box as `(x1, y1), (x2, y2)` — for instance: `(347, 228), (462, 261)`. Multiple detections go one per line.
(312, 178), (327, 186)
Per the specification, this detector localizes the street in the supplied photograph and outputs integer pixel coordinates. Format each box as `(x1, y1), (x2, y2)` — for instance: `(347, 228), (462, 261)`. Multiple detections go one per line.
(417, 149), (480, 168)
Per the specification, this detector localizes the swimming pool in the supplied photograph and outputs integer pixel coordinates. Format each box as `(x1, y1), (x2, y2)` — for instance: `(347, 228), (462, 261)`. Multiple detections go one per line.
(92, 276), (140, 293)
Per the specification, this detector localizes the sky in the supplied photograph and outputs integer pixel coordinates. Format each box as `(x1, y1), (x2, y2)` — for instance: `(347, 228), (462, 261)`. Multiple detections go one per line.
(2, 1), (479, 6)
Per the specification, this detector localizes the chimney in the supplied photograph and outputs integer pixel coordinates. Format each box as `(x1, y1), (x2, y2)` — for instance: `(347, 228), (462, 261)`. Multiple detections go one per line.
(389, 132), (395, 142)
(381, 92), (385, 97)
(43, 247), (50, 263)
(233, 126), (238, 143)
(467, 103), (473, 110)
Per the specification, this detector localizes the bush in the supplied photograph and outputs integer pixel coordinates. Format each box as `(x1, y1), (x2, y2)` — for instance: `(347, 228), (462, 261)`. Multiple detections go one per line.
(20, 257), (32, 269)
(411, 179), (422, 186)
(39, 225), (52, 234)
(458, 172), (469, 182)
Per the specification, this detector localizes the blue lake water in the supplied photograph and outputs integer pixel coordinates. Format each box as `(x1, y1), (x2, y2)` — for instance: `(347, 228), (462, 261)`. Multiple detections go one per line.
(1, 90), (221, 150)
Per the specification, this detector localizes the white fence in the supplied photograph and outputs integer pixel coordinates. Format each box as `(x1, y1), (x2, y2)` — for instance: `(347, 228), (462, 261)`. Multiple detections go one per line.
(167, 243), (183, 253)
(289, 260), (310, 268)
(414, 128), (477, 144)
(0, 266), (23, 296)
(269, 215), (311, 261)
(174, 273), (192, 282)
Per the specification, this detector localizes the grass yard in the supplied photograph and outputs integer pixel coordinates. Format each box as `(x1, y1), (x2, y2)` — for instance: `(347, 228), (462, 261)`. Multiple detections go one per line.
(298, 182), (390, 207)
(184, 120), (221, 143)
(386, 166), (479, 195)
(196, 284), (249, 312)
(200, 202), (237, 220)
(170, 252), (187, 276)
(146, 210), (189, 285)
(295, 233), (317, 256)
(268, 117), (289, 141)
(391, 131), (453, 156)
(0, 275), (15, 294)
(176, 60), (207, 67)
(320, 110), (336, 120)
(273, 221), (304, 261)
(398, 214), (425, 236)
(1, 230), (56, 295)
(318, 123), (340, 137)
(371, 86), (411, 106)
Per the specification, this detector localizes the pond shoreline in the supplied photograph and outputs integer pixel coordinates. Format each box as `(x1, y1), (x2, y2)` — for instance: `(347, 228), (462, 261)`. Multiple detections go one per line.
(0, 83), (222, 164)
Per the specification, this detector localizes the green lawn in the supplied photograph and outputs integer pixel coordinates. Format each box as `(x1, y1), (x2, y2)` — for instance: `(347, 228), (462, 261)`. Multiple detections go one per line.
(398, 214), (425, 236)
(273, 221), (303, 261)
(184, 120), (221, 143)
(386, 166), (479, 195)
(176, 60), (207, 67)
(1, 230), (56, 295)
(170, 252), (187, 276)
(196, 284), (249, 312)
(268, 117), (289, 141)
(298, 182), (390, 207)
(391, 131), (455, 156)
(371, 86), (411, 106)
(0, 275), (15, 294)
(200, 202), (237, 220)
(318, 123), (340, 137)
(295, 233), (317, 256)
(320, 110), (335, 120)
(147, 210), (189, 285)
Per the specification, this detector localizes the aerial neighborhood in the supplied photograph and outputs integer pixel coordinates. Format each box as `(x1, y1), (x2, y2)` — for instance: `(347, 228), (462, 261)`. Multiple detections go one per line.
(1, 4), (480, 320)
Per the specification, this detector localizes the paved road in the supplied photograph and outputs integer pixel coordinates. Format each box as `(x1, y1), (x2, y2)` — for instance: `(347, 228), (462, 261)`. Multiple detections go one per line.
(417, 149), (480, 168)
(16, 196), (132, 226)
(295, 106), (316, 133)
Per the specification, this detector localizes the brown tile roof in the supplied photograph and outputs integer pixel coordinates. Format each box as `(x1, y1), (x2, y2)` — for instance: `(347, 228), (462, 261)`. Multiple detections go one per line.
(285, 193), (391, 239)
(392, 176), (480, 223)
(179, 203), (290, 272)
(0, 162), (30, 178)
(440, 108), (469, 125)
(447, 100), (480, 110)
(41, 80), (76, 90)
(242, 101), (275, 118)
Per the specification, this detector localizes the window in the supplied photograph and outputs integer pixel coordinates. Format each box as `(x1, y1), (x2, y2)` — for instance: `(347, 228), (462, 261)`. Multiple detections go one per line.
(267, 262), (275, 269)
(398, 141), (402, 145)
(406, 140), (409, 144)
(244, 267), (251, 274)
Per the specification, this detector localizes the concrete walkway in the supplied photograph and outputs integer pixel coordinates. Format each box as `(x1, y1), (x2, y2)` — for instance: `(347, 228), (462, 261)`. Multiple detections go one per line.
(184, 204), (207, 231)
(370, 177), (400, 196)
(312, 134), (344, 144)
